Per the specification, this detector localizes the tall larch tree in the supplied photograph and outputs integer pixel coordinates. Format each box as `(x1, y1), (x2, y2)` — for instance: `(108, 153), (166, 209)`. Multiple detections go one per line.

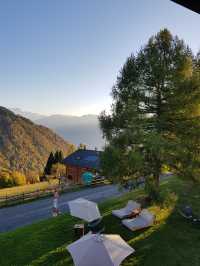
(99, 29), (200, 198)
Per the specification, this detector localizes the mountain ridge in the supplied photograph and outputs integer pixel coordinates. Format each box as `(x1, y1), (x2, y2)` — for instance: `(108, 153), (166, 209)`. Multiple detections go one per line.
(0, 106), (75, 174)
(11, 108), (46, 121)
(12, 108), (105, 149)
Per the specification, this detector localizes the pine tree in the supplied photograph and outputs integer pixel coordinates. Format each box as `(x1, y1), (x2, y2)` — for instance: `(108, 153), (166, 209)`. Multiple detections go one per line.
(54, 151), (60, 164)
(58, 150), (64, 162)
(44, 152), (55, 175)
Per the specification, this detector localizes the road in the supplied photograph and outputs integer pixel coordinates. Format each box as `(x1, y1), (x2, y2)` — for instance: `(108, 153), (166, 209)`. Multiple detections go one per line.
(0, 184), (123, 233)
(0, 174), (171, 233)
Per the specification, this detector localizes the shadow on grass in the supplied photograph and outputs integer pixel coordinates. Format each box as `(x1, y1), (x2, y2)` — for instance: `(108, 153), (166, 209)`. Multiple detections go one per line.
(27, 210), (175, 266)
(27, 200), (173, 265)
(121, 180), (200, 266)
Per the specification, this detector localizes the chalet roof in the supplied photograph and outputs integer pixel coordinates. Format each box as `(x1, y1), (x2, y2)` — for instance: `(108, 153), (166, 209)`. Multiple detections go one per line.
(171, 0), (200, 14)
(63, 149), (101, 170)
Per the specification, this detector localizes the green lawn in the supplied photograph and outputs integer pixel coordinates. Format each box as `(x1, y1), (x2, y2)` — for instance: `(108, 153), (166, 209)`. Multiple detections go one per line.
(0, 177), (200, 266)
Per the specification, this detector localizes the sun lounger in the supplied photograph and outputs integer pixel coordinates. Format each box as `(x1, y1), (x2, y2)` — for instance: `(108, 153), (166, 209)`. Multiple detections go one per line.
(112, 200), (141, 219)
(122, 209), (155, 231)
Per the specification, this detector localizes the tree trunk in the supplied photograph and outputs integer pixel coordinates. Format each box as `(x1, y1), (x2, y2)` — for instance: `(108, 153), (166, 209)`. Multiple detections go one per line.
(154, 157), (161, 187)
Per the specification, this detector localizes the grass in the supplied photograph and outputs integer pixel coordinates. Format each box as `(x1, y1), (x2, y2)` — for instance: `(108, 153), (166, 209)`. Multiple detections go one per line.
(0, 177), (200, 266)
(0, 180), (59, 197)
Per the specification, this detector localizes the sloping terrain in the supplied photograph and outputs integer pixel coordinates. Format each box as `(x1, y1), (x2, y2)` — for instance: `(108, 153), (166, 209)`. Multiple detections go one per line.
(0, 106), (75, 174)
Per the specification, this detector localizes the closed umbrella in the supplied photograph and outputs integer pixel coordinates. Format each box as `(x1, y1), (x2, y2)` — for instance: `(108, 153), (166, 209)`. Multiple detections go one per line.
(68, 198), (101, 222)
(67, 233), (135, 266)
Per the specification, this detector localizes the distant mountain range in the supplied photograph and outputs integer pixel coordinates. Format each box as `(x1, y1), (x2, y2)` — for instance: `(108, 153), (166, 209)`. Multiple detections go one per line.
(12, 108), (105, 150)
(0, 107), (75, 174)
(11, 108), (46, 121)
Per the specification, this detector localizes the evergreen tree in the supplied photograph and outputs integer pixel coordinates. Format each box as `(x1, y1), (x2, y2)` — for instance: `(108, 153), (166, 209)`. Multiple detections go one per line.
(58, 150), (64, 162)
(54, 151), (60, 164)
(78, 143), (87, 150)
(99, 29), (200, 198)
(44, 152), (55, 175)
(54, 150), (64, 164)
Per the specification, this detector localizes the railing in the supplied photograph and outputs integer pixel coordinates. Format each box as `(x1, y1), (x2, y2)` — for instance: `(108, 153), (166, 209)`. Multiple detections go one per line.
(0, 186), (57, 208)
(0, 178), (107, 208)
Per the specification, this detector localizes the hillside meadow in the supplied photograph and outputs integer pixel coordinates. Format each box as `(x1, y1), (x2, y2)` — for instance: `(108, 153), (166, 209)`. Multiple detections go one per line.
(0, 179), (58, 197)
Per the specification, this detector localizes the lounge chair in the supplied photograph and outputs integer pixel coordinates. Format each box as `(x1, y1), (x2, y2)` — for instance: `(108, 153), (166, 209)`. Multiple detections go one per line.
(122, 209), (155, 231)
(112, 200), (141, 219)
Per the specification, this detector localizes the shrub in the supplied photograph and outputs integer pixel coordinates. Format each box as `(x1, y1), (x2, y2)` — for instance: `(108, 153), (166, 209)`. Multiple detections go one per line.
(12, 171), (26, 186)
(0, 170), (14, 188)
(162, 191), (178, 209)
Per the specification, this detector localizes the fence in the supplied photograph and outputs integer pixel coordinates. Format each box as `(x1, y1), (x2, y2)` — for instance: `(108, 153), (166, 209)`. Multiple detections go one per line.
(0, 178), (107, 208)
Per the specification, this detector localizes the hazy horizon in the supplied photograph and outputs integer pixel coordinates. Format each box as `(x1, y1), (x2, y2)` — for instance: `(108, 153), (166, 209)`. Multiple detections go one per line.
(0, 0), (199, 116)
(10, 107), (100, 118)
(9, 106), (105, 150)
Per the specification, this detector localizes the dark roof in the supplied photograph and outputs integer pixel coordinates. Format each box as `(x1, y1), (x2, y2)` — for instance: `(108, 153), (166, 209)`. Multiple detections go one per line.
(171, 0), (200, 14)
(63, 149), (101, 170)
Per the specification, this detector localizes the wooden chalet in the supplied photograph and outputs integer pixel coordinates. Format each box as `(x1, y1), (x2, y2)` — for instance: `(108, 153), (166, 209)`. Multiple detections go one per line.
(63, 149), (101, 184)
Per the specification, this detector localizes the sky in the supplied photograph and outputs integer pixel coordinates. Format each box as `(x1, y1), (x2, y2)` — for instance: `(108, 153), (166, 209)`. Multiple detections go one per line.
(0, 0), (199, 116)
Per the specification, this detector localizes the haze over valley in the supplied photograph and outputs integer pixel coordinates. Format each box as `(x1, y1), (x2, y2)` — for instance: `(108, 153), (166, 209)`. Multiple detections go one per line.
(12, 108), (105, 150)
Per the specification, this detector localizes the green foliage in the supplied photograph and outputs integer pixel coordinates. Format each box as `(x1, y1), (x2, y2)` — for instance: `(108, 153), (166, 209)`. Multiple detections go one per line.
(165, 70), (200, 182)
(99, 29), (200, 198)
(161, 164), (171, 174)
(161, 191), (178, 209)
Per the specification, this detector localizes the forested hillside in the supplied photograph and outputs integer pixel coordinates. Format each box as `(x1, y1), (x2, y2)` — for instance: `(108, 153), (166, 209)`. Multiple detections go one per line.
(0, 107), (75, 176)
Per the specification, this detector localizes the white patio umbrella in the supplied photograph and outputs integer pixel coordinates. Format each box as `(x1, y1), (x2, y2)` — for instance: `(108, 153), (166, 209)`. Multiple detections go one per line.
(67, 234), (135, 266)
(68, 198), (101, 222)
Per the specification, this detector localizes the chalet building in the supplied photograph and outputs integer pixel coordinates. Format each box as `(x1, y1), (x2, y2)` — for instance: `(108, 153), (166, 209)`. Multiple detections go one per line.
(63, 149), (101, 184)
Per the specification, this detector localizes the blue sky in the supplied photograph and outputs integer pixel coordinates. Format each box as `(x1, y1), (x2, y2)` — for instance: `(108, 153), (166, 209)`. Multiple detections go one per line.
(0, 0), (199, 116)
